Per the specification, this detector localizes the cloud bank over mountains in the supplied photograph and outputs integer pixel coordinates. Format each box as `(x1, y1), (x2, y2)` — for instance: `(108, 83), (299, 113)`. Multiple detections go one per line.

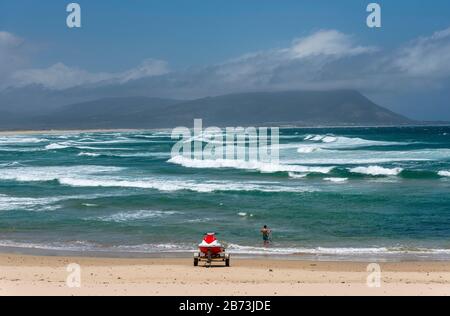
(1, 27), (450, 119)
(0, 31), (26, 86)
(10, 59), (169, 90)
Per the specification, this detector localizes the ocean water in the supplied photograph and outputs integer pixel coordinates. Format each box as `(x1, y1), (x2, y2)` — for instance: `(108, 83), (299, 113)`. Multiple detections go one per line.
(1, 126), (450, 261)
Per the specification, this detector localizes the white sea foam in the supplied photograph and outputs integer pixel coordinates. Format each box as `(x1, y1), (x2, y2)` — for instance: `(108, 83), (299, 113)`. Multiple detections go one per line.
(324, 177), (348, 183)
(0, 147), (45, 152)
(288, 148), (450, 165)
(45, 143), (68, 150)
(0, 137), (47, 144)
(2, 239), (450, 259)
(4, 234), (188, 255)
(44, 140), (132, 151)
(71, 139), (136, 145)
(76, 146), (132, 151)
(321, 136), (338, 143)
(186, 218), (210, 223)
(0, 165), (315, 193)
(0, 165), (124, 182)
(114, 243), (189, 252)
(77, 138), (98, 142)
(0, 240), (98, 252)
(0, 193), (120, 212)
(0, 161), (23, 168)
(78, 152), (170, 158)
(296, 135), (405, 151)
(287, 157), (429, 165)
(226, 244), (450, 256)
(88, 210), (180, 223)
(78, 152), (101, 157)
(58, 177), (316, 193)
(297, 146), (322, 153)
(304, 135), (333, 142)
(349, 166), (403, 176)
(438, 170), (450, 177)
(133, 134), (172, 139)
(114, 152), (171, 158)
(168, 156), (334, 174)
(288, 172), (308, 179)
(0, 194), (62, 212)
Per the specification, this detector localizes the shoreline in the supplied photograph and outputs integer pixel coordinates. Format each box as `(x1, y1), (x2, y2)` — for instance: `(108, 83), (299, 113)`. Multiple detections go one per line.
(1, 124), (449, 136)
(2, 246), (450, 263)
(1, 253), (450, 296)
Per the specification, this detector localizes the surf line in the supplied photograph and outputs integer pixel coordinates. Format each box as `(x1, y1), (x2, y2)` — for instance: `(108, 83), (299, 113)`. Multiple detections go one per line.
(171, 119), (280, 164)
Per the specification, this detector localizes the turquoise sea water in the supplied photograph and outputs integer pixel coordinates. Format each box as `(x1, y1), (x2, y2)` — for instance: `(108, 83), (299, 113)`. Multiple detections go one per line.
(1, 126), (450, 260)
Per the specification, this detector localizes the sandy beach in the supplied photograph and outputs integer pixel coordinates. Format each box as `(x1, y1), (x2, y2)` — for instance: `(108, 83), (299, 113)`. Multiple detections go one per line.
(1, 253), (450, 296)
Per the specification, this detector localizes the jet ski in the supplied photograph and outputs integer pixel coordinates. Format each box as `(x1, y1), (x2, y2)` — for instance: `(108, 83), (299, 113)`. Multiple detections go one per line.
(194, 233), (230, 267)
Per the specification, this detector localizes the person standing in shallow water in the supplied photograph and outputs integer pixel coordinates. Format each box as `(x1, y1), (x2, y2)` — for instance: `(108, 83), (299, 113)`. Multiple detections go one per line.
(261, 225), (271, 246)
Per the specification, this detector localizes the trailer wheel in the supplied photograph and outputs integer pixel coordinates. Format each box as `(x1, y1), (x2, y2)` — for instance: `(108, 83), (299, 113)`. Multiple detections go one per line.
(194, 257), (199, 266)
(225, 254), (230, 267)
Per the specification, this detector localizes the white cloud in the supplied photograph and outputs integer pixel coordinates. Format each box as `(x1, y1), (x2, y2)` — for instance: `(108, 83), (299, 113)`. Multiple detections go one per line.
(205, 28), (450, 95)
(0, 31), (23, 48)
(209, 30), (377, 90)
(10, 58), (170, 90)
(119, 59), (169, 83)
(11, 63), (111, 90)
(288, 30), (377, 59)
(3, 27), (450, 96)
(0, 31), (26, 86)
(0, 31), (170, 90)
(393, 27), (450, 77)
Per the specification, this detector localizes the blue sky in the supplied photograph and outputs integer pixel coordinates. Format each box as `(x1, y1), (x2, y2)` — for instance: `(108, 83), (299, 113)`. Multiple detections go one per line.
(1, 0), (449, 70)
(1, 0), (450, 119)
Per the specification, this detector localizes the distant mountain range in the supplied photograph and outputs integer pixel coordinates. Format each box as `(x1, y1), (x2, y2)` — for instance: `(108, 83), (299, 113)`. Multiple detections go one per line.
(0, 90), (414, 130)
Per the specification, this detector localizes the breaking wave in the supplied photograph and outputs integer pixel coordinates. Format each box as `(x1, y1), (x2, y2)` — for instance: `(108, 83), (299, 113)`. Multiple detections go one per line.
(297, 146), (323, 154)
(290, 134), (410, 157)
(168, 156), (334, 174)
(302, 134), (405, 149)
(0, 136), (47, 144)
(0, 166), (124, 182)
(292, 148), (450, 165)
(439, 170), (450, 177)
(0, 165), (316, 193)
(288, 172), (308, 179)
(58, 177), (317, 193)
(45, 143), (68, 150)
(349, 166), (403, 176)
(78, 152), (101, 157)
(324, 177), (348, 183)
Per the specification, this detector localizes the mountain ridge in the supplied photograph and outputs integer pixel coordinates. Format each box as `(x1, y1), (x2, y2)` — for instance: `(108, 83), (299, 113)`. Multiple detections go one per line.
(0, 90), (415, 130)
